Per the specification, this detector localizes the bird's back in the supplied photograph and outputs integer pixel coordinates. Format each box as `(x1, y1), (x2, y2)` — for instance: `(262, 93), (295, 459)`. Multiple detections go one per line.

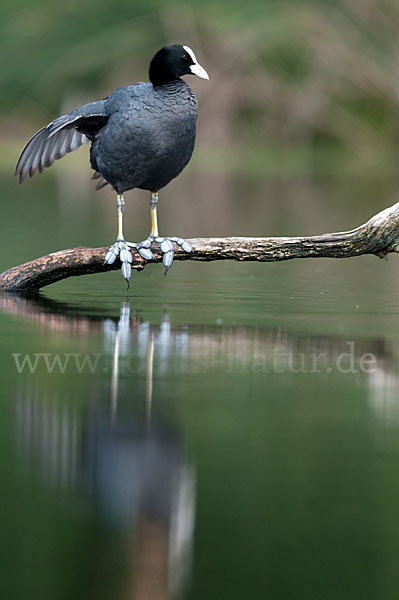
(92, 80), (198, 193)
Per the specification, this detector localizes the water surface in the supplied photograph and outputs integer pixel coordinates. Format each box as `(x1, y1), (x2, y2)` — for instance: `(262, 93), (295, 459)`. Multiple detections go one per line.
(0, 172), (398, 599)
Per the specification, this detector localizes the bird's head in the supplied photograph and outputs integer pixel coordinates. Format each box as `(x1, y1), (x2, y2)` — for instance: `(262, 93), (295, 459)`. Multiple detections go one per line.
(149, 44), (209, 85)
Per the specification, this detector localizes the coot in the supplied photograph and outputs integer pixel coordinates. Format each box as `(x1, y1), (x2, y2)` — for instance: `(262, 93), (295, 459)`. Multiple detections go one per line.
(15, 44), (209, 284)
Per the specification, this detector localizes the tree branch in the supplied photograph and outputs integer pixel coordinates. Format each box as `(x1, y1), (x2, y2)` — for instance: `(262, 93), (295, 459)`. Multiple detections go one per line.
(1, 202), (398, 291)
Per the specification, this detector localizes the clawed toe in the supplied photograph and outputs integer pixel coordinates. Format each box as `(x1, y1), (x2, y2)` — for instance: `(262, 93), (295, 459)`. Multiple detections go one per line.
(129, 239), (155, 261)
(105, 234), (193, 284)
(156, 236), (192, 274)
(104, 239), (133, 285)
(129, 235), (192, 274)
(138, 247), (155, 260)
(160, 239), (174, 274)
(173, 237), (193, 254)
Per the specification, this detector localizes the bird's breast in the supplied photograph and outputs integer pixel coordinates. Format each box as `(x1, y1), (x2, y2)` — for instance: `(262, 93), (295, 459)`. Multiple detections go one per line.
(93, 82), (198, 192)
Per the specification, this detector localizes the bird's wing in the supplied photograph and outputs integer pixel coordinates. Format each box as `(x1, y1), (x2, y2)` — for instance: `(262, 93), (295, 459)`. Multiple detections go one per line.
(15, 100), (108, 183)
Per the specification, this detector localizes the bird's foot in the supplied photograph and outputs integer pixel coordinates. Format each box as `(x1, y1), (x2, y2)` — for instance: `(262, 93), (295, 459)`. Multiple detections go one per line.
(104, 239), (133, 286)
(128, 235), (192, 275)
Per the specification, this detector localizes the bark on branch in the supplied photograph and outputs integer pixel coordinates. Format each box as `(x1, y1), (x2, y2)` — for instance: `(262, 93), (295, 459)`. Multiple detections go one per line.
(1, 202), (398, 291)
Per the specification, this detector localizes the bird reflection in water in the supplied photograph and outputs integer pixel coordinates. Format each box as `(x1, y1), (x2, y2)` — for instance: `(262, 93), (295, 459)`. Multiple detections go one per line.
(12, 301), (196, 600)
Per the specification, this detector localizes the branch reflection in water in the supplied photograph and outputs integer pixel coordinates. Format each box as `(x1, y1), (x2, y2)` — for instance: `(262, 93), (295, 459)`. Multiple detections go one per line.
(1, 292), (399, 599)
(3, 292), (399, 425)
(10, 299), (195, 600)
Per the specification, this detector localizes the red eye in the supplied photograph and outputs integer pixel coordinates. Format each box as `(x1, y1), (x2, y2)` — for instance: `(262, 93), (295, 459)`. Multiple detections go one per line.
(182, 55), (188, 60)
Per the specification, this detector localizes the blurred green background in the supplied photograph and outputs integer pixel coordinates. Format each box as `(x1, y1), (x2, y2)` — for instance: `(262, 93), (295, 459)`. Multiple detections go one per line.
(1, 0), (397, 177)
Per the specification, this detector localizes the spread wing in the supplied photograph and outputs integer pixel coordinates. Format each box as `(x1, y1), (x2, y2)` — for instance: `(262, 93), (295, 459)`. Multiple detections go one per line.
(15, 100), (109, 183)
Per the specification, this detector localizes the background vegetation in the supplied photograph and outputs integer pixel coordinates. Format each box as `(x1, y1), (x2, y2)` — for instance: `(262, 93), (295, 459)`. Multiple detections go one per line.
(1, 0), (397, 176)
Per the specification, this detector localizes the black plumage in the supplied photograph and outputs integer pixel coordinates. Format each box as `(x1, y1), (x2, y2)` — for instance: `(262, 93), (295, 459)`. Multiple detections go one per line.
(15, 44), (209, 284)
(90, 80), (198, 193)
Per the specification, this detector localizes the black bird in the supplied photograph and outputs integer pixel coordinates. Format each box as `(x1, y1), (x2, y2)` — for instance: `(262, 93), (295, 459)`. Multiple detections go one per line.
(15, 45), (209, 284)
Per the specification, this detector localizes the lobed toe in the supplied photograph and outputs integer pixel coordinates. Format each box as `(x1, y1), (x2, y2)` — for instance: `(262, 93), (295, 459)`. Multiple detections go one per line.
(138, 247), (155, 260)
(120, 247), (132, 264)
(104, 246), (118, 265)
(121, 261), (132, 282)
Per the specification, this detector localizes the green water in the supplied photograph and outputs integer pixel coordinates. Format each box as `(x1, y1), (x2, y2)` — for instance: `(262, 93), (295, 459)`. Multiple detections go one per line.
(0, 171), (398, 599)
